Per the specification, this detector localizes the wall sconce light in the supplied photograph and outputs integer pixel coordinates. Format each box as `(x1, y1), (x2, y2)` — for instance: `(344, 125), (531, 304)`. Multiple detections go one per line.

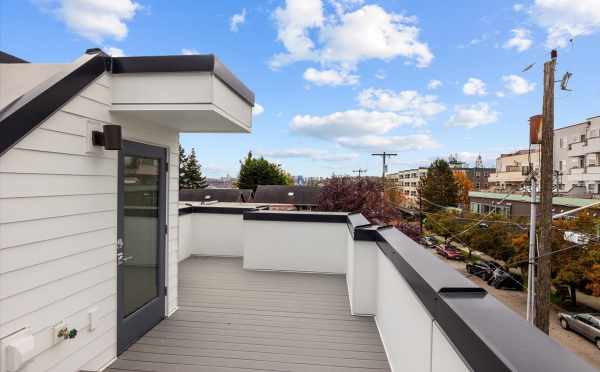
(92, 125), (122, 150)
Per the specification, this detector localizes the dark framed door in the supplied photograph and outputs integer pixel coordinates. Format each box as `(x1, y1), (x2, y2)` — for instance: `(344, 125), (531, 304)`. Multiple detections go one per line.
(117, 140), (167, 354)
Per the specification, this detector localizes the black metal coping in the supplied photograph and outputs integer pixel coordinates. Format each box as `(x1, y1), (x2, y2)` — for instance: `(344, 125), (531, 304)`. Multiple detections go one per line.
(374, 226), (595, 372)
(0, 49), (255, 158)
(179, 205), (267, 215)
(243, 210), (349, 223)
(111, 55), (255, 105)
(0, 51), (108, 157)
(0, 51), (28, 63)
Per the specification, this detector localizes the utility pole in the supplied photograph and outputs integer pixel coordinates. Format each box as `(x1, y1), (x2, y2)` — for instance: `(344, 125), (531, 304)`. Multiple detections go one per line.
(526, 175), (537, 325)
(353, 168), (367, 177)
(372, 152), (397, 180)
(535, 49), (557, 334)
(372, 152), (398, 219)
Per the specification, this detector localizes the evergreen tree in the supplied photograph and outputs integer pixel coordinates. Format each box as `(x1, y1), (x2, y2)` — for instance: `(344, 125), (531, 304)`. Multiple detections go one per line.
(178, 145), (189, 189)
(236, 151), (292, 191)
(419, 159), (458, 212)
(184, 148), (208, 189)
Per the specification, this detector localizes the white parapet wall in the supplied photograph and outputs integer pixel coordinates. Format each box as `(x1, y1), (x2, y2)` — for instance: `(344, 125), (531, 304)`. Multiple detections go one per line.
(178, 204), (266, 259)
(242, 211), (350, 274)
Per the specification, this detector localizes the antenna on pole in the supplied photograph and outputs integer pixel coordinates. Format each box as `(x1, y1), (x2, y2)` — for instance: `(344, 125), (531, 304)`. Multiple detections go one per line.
(352, 169), (367, 177)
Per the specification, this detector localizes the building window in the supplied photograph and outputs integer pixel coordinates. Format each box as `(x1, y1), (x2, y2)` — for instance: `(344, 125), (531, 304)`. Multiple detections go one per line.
(559, 160), (563, 171)
(560, 137), (564, 148)
(588, 183), (596, 193)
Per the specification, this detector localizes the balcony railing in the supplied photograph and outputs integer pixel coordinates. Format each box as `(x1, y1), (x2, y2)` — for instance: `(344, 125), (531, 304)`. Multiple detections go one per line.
(174, 203), (595, 372)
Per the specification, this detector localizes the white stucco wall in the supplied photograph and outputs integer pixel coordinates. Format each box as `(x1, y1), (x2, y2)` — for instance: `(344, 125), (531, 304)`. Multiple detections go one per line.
(190, 213), (245, 257)
(346, 240), (378, 315)
(242, 220), (348, 273)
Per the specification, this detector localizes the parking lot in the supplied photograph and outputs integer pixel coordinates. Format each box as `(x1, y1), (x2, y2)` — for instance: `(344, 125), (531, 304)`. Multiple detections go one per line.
(424, 245), (600, 369)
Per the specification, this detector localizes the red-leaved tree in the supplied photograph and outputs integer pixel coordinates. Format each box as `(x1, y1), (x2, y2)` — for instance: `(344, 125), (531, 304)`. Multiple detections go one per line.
(316, 176), (397, 224)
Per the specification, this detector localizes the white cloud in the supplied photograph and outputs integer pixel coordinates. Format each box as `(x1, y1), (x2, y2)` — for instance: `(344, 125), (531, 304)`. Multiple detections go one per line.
(447, 103), (499, 129)
(230, 8), (246, 32)
(462, 78), (487, 96)
(105, 46), (125, 57)
(270, 1), (433, 70)
(253, 103), (265, 116)
(303, 67), (359, 86)
(336, 134), (439, 152)
(41, 0), (140, 43)
(181, 48), (199, 55)
(502, 74), (535, 95)
(318, 5), (433, 68)
(513, 3), (525, 12)
(375, 69), (386, 80)
(271, 0), (324, 68)
(533, 0), (600, 48)
(290, 109), (419, 139)
(496, 91), (506, 98)
(427, 79), (442, 90)
(504, 28), (533, 52)
(262, 148), (358, 161)
(357, 88), (446, 120)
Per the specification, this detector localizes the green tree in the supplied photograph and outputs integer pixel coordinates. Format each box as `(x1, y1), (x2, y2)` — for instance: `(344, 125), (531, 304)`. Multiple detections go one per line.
(419, 159), (458, 212)
(236, 151), (292, 191)
(180, 146), (208, 189)
(178, 145), (188, 189)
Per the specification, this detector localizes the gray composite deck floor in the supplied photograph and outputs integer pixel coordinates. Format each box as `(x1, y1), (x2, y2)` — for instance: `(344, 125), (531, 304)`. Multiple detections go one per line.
(108, 256), (390, 372)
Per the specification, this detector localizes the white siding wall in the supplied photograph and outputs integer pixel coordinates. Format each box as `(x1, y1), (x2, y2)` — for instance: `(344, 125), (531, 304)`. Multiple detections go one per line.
(0, 72), (179, 372)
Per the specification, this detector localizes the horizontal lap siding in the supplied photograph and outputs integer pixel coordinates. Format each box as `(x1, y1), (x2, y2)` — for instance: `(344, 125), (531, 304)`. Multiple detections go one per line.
(0, 73), (180, 372)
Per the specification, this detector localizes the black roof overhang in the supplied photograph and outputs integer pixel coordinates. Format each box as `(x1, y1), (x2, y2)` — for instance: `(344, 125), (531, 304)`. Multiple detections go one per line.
(0, 49), (255, 157)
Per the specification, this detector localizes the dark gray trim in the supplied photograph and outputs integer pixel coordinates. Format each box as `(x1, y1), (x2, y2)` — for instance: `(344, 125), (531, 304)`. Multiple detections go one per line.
(0, 51), (28, 63)
(179, 205), (267, 215)
(0, 52), (108, 156)
(374, 226), (596, 372)
(244, 210), (348, 223)
(111, 55), (255, 105)
(117, 140), (167, 355)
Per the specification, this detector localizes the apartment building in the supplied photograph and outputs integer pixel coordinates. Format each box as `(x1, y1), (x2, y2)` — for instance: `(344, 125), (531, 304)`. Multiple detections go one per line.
(488, 148), (540, 192)
(387, 167), (428, 207)
(555, 115), (600, 194)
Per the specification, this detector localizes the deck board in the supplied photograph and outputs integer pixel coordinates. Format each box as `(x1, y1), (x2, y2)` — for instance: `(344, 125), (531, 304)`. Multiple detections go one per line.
(109, 256), (390, 371)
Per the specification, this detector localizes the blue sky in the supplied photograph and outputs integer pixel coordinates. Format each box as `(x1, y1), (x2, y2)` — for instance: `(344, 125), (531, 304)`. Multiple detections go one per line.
(2, 0), (600, 178)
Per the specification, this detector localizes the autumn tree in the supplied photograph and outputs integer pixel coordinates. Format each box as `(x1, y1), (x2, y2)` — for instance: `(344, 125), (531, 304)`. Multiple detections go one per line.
(316, 176), (396, 224)
(453, 171), (473, 207)
(419, 159), (458, 212)
(236, 151), (292, 192)
(551, 213), (600, 305)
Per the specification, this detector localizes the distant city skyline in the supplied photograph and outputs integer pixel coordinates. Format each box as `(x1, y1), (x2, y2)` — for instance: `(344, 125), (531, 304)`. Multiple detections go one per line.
(4, 1), (600, 177)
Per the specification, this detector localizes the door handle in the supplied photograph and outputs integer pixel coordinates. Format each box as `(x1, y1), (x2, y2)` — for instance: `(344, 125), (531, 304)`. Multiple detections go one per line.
(122, 256), (134, 263)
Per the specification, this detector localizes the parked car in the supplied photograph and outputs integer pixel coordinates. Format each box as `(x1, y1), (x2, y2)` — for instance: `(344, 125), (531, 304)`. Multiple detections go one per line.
(435, 245), (464, 260)
(558, 312), (600, 349)
(466, 260), (501, 281)
(420, 236), (437, 247)
(487, 269), (523, 290)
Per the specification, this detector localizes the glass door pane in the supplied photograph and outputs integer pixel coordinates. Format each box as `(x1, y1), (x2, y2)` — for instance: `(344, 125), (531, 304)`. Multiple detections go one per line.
(122, 155), (160, 317)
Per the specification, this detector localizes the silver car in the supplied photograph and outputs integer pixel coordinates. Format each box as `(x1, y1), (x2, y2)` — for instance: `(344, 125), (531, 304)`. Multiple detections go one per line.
(558, 312), (600, 349)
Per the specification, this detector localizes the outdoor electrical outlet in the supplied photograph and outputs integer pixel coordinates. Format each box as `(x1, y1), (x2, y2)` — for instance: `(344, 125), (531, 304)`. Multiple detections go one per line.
(53, 321), (66, 345)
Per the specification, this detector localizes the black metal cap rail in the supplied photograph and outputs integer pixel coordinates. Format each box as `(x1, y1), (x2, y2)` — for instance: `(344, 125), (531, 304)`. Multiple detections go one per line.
(356, 223), (595, 372)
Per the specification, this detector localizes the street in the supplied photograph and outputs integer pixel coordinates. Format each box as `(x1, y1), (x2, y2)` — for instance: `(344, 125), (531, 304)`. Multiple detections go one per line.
(425, 247), (600, 369)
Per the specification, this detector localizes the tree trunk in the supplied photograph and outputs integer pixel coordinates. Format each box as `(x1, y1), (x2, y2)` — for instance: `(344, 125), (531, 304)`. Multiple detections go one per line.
(570, 283), (577, 307)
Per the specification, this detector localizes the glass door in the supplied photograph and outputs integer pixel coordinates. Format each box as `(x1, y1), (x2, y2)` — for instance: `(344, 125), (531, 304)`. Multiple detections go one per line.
(117, 140), (167, 354)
